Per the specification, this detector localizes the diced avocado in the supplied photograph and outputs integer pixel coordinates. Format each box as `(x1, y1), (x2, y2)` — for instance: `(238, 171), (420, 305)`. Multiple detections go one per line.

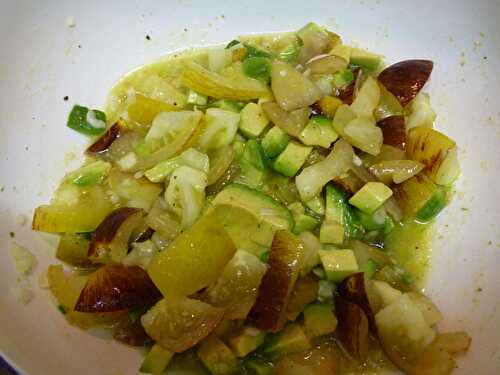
(210, 99), (245, 112)
(317, 279), (335, 302)
(261, 126), (290, 158)
(349, 182), (393, 214)
(238, 158), (266, 189)
(228, 327), (266, 357)
(244, 358), (274, 375)
(273, 142), (312, 177)
(237, 140), (268, 188)
(187, 89), (208, 106)
(304, 303), (338, 338)
(304, 195), (325, 216)
(240, 103), (270, 138)
(212, 184), (294, 231)
(262, 323), (311, 359)
(299, 116), (338, 148)
(243, 57), (272, 82)
(359, 258), (380, 279)
(318, 249), (359, 283)
(330, 44), (351, 62)
(319, 220), (344, 245)
(332, 68), (355, 89)
(140, 344), (174, 374)
(242, 140), (267, 170)
(349, 47), (383, 72)
(197, 337), (240, 375)
(288, 202), (320, 235)
(279, 38), (303, 63)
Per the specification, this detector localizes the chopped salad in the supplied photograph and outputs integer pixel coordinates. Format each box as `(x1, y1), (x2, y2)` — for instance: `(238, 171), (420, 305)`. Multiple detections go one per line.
(32, 23), (469, 375)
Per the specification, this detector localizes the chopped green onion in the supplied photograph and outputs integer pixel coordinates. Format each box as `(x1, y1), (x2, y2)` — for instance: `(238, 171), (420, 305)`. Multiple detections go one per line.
(242, 57), (271, 81)
(279, 41), (303, 63)
(243, 43), (272, 59)
(67, 105), (107, 136)
(225, 39), (241, 49)
(57, 304), (68, 315)
(332, 69), (354, 88)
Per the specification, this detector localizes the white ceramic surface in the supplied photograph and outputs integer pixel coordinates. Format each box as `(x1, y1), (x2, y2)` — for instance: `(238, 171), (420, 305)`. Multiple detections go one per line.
(1, 0), (499, 374)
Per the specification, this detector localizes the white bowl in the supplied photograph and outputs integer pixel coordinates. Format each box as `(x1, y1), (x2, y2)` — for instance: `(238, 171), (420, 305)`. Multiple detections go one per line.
(1, 0), (499, 374)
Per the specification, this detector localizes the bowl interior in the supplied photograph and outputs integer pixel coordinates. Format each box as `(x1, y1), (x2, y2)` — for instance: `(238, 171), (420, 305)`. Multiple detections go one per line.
(1, 1), (499, 374)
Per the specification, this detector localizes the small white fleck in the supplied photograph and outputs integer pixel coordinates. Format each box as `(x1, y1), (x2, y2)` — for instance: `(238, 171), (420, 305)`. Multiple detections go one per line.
(12, 286), (34, 305)
(16, 214), (27, 226)
(11, 243), (35, 277)
(279, 70), (287, 77)
(65, 16), (76, 28)
(134, 171), (144, 179)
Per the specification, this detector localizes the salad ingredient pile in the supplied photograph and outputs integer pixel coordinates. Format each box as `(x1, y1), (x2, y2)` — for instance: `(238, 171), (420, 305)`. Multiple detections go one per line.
(33, 23), (469, 375)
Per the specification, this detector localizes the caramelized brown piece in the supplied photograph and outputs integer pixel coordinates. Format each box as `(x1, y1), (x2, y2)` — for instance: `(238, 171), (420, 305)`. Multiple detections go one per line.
(88, 207), (144, 263)
(338, 273), (378, 331)
(335, 296), (369, 361)
(377, 115), (406, 150)
(286, 275), (319, 321)
(247, 230), (303, 332)
(378, 60), (433, 107)
(113, 319), (153, 347)
(86, 119), (126, 154)
(75, 265), (161, 312)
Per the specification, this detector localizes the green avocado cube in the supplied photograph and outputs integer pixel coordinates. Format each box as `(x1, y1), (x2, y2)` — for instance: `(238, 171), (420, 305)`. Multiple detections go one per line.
(262, 126), (290, 158)
(349, 47), (383, 72)
(349, 182), (393, 214)
(319, 249), (359, 283)
(244, 358), (274, 375)
(227, 327), (266, 358)
(288, 202), (320, 235)
(319, 220), (344, 245)
(140, 344), (173, 374)
(261, 323), (311, 359)
(273, 142), (312, 177)
(304, 303), (338, 338)
(299, 116), (338, 148)
(239, 103), (269, 138)
(197, 337), (240, 375)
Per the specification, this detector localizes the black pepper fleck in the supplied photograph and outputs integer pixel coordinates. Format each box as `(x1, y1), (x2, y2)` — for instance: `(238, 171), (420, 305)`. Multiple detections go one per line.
(483, 56), (488, 60)
(146, 35), (151, 41)
(9, 232), (15, 238)
(184, 28), (188, 32)
(63, 96), (69, 101)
